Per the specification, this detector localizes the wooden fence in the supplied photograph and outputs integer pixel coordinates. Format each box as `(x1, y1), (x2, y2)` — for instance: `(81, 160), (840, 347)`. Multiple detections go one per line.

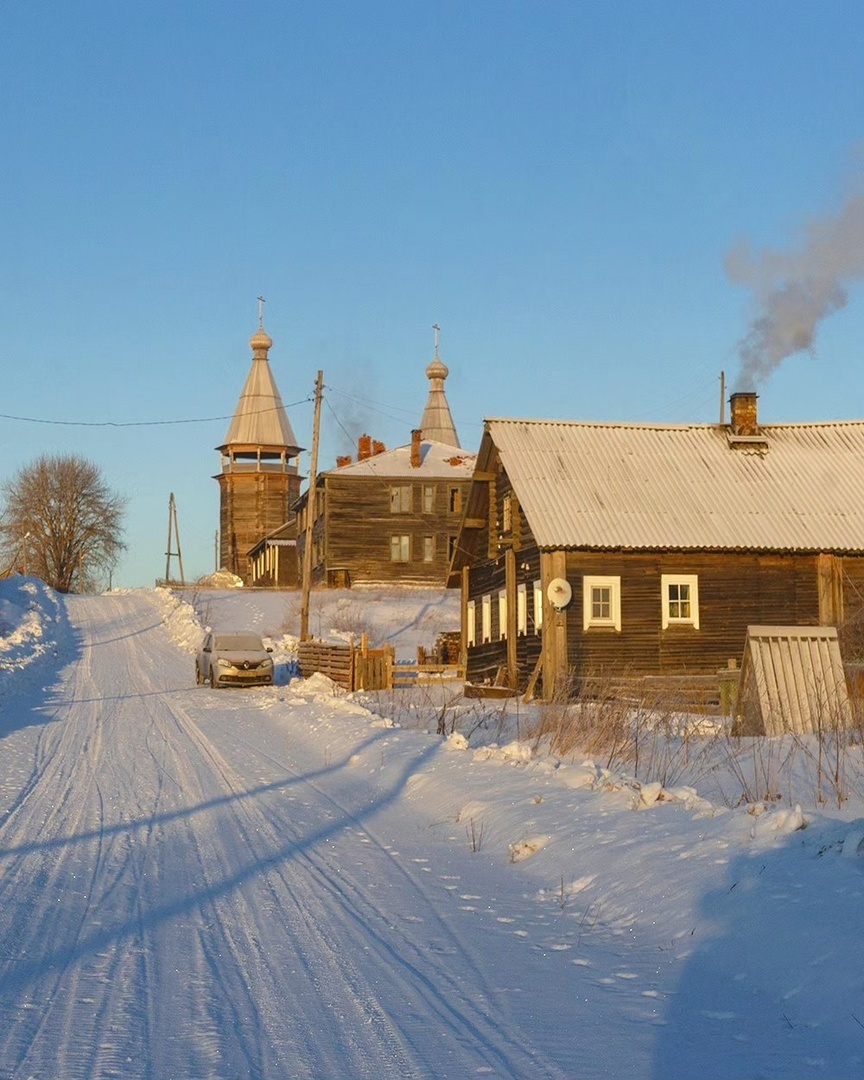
(298, 636), (464, 692)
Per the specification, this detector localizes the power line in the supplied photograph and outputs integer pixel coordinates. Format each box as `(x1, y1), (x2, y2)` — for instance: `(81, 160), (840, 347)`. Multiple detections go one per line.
(0, 397), (314, 428)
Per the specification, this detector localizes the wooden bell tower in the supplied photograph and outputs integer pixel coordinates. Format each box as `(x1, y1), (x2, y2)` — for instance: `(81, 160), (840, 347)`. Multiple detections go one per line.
(215, 310), (303, 583)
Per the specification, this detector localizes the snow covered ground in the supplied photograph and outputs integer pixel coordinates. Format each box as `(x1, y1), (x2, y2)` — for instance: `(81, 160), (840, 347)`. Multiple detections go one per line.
(1, 576), (864, 1078)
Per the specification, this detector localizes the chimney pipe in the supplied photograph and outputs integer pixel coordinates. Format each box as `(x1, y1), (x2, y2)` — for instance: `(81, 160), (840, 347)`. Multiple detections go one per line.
(336, 454), (352, 468)
(358, 434), (372, 460)
(410, 429), (422, 468)
(372, 440), (386, 456)
(729, 392), (758, 437)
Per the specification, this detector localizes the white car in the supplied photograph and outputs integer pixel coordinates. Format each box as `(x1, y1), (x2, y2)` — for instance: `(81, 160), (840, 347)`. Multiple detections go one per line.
(196, 632), (274, 688)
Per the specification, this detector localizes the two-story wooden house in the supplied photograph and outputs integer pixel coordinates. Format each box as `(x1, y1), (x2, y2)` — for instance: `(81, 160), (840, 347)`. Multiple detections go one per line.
(449, 393), (864, 700)
(296, 430), (475, 586)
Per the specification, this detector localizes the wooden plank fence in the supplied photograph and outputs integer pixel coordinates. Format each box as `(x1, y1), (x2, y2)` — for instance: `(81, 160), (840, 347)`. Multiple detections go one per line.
(298, 637), (464, 692)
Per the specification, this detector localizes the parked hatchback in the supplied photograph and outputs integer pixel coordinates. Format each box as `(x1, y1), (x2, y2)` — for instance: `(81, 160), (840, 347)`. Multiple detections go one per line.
(196, 632), (274, 688)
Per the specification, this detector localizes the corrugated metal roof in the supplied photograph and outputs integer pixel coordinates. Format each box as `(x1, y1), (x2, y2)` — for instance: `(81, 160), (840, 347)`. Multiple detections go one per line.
(486, 417), (864, 552)
(220, 332), (300, 451)
(327, 440), (475, 479)
(735, 625), (852, 736)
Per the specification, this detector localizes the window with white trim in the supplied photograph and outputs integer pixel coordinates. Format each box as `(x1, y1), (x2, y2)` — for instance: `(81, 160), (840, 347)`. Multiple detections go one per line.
(423, 535), (435, 562)
(498, 590), (508, 640)
(422, 485), (435, 514)
(467, 600), (476, 647)
(661, 574), (700, 629)
(583, 576), (621, 631)
(517, 583), (528, 635)
(390, 485), (411, 513)
(533, 580), (543, 633)
(390, 534), (410, 562)
(481, 594), (492, 643)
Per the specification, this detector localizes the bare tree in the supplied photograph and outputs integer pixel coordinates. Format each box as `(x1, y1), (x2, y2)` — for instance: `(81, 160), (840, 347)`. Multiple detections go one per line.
(0, 454), (126, 593)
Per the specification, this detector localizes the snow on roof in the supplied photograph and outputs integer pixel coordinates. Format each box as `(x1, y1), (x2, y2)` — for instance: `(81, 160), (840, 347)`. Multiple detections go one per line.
(485, 416), (864, 552)
(327, 440), (475, 480)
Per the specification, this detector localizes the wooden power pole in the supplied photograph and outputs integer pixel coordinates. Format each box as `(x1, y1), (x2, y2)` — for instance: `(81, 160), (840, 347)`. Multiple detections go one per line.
(300, 371), (324, 641)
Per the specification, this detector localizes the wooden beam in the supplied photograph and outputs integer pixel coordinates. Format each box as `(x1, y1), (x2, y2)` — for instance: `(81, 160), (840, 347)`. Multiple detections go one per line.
(462, 518), (487, 529)
(505, 548), (518, 688)
(540, 550), (569, 701)
(460, 566), (469, 674)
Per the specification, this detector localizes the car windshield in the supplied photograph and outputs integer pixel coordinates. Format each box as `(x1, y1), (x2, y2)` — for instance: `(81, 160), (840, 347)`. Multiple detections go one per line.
(213, 634), (265, 651)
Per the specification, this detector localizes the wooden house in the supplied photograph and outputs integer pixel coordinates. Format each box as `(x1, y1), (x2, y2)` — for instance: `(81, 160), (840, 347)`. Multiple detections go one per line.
(295, 339), (473, 587)
(296, 429), (475, 586)
(449, 393), (864, 700)
(214, 325), (303, 584)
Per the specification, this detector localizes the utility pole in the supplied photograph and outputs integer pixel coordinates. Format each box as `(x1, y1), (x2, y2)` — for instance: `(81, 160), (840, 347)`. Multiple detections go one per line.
(165, 493), (185, 585)
(300, 370), (324, 641)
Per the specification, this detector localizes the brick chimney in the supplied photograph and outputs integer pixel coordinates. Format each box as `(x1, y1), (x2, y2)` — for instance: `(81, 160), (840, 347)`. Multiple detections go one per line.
(357, 434), (372, 461)
(336, 454), (352, 468)
(372, 440), (386, 456)
(729, 392), (759, 437)
(410, 429), (422, 468)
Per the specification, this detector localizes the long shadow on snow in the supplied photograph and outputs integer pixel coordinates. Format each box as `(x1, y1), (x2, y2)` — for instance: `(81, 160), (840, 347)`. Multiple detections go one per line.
(0, 736), (448, 995)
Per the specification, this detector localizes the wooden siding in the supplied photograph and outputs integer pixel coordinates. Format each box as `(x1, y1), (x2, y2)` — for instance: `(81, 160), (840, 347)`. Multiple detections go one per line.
(563, 551), (824, 682)
(299, 473), (469, 586)
(217, 471), (301, 582)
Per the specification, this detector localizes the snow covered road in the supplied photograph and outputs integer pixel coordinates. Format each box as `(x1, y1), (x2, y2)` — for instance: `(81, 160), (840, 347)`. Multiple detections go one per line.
(4, 584), (864, 1079)
(0, 591), (571, 1079)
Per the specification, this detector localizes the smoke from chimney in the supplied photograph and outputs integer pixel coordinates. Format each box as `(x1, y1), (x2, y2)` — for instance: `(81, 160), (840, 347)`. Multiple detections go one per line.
(725, 191), (864, 389)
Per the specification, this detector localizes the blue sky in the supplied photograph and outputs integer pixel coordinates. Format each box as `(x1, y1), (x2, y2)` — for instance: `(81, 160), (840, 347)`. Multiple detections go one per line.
(3, 1), (864, 586)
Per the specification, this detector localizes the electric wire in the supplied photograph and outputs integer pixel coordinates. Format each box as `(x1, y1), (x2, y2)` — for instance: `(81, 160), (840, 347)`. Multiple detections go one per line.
(0, 397), (314, 428)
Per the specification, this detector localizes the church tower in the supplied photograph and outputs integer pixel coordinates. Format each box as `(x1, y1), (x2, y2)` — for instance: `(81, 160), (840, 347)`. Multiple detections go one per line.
(419, 324), (460, 447)
(215, 318), (303, 582)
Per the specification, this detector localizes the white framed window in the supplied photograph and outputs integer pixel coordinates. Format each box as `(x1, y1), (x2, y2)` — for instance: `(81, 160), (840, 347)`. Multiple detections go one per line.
(467, 600), (476, 647)
(449, 487), (462, 514)
(423, 485), (435, 514)
(390, 485), (411, 513)
(481, 594), (492, 643)
(661, 574), (700, 629)
(517, 583), (528, 635)
(390, 534), (410, 562)
(423, 535), (435, 562)
(498, 590), (508, 640)
(583, 576), (621, 631)
(533, 580), (543, 633)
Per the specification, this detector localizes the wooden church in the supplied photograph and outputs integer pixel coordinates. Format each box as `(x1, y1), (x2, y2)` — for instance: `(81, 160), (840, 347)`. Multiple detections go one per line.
(214, 321), (303, 585)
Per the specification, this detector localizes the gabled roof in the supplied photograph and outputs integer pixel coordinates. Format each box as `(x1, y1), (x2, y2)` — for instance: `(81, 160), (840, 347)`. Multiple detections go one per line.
(483, 416), (864, 553)
(219, 328), (301, 452)
(326, 440), (475, 480)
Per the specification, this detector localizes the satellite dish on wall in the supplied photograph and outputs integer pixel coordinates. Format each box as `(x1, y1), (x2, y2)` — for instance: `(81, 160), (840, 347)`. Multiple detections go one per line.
(547, 578), (572, 611)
